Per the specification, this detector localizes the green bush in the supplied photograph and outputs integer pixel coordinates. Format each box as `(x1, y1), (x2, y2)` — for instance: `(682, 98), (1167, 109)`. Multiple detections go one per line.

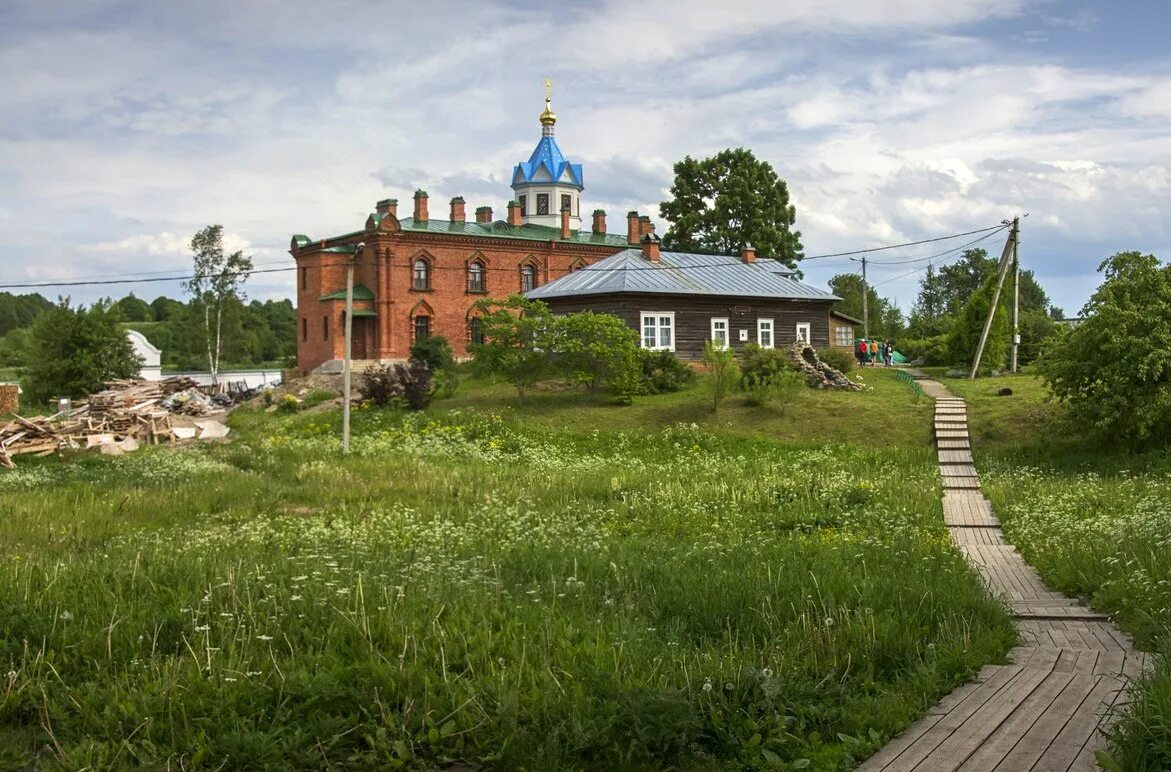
(900, 335), (949, 365)
(739, 343), (791, 386)
(410, 335), (455, 372)
(552, 311), (641, 395)
(1039, 251), (1171, 446)
(359, 359), (434, 411)
(817, 347), (855, 374)
(636, 349), (696, 394)
(946, 275), (1010, 368)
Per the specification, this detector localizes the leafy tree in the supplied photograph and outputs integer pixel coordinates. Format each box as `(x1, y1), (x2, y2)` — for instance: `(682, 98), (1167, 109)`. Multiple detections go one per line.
(183, 225), (253, 385)
(945, 274), (1010, 370)
(660, 148), (803, 268)
(552, 311), (640, 395)
(0, 292), (52, 336)
(0, 328), (32, 369)
(1040, 251), (1171, 446)
(112, 293), (153, 322)
(703, 340), (740, 412)
(22, 299), (142, 405)
(410, 335), (456, 372)
(827, 274), (906, 339)
(908, 264), (950, 338)
(150, 296), (186, 322)
(469, 296), (555, 403)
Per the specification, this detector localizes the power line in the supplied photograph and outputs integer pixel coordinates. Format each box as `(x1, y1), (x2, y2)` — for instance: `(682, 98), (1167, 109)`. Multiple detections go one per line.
(870, 228), (1012, 288)
(861, 226), (1010, 267)
(0, 223), (1010, 290)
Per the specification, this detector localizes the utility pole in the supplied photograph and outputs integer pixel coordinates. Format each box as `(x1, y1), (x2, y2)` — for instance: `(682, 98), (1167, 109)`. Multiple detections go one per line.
(342, 242), (362, 455)
(850, 256), (869, 340)
(969, 223), (1016, 379)
(1011, 218), (1021, 373)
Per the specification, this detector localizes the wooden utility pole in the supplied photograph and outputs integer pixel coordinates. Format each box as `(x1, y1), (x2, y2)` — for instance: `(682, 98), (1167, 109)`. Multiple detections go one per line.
(850, 256), (869, 340)
(969, 221), (1017, 379)
(342, 243), (362, 454)
(1011, 220), (1021, 372)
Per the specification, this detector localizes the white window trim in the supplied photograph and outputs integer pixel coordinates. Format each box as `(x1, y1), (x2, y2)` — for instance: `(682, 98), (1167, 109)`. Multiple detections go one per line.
(795, 322), (811, 344)
(757, 318), (774, 349)
(640, 311), (675, 352)
(711, 317), (730, 350)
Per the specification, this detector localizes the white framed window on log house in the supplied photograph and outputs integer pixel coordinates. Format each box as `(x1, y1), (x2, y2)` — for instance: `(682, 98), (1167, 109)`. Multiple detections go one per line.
(711, 317), (729, 350)
(757, 318), (774, 348)
(795, 322), (811, 344)
(640, 312), (675, 351)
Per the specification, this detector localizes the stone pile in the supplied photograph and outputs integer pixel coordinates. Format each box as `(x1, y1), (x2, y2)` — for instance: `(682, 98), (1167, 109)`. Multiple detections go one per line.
(786, 343), (863, 391)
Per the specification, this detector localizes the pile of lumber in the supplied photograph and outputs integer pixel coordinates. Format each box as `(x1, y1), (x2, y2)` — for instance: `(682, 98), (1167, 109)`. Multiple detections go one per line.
(0, 377), (219, 469)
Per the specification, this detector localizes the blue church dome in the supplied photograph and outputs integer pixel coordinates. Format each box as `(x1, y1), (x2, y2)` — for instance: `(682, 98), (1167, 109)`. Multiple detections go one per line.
(513, 136), (583, 189)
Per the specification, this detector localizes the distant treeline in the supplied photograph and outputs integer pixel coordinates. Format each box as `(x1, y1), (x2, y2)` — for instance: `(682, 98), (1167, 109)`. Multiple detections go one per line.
(0, 291), (296, 372)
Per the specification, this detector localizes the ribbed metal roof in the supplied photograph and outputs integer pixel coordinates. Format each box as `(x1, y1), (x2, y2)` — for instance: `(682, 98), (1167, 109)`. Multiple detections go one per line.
(527, 249), (840, 302)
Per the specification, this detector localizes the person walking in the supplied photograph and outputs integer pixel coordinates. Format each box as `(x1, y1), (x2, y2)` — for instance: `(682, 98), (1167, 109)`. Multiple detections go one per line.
(856, 338), (868, 367)
(868, 339), (879, 366)
(884, 340), (893, 367)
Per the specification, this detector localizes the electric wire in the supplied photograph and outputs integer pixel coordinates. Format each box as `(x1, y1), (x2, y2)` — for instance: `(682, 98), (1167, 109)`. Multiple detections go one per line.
(0, 223), (1011, 290)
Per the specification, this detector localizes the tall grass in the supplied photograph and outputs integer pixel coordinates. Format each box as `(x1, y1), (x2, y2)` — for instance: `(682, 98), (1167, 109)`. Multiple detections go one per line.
(0, 406), (1013, 769)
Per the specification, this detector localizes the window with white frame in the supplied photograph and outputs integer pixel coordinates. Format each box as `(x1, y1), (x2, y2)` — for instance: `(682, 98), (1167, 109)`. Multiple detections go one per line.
(796, 322), (811, 344)
(757, 318), (774, 348)
(834, 324), (854, 347)
(640, 312), (674, 351)
(711, 317), (729, 350)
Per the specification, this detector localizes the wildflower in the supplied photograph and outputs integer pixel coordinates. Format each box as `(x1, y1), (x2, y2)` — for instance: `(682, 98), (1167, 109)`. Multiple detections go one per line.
(59, 611), (73, 622)
(702, 680), (713, 693)
(194, 625), (210, 632)
(825, 617), (835, 627)
(256, 634), (274, 641)
(762, 668), (773, 678)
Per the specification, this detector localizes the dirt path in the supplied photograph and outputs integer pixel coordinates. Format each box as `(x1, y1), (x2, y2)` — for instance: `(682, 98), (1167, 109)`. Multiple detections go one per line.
(859, 376), (1149, 771)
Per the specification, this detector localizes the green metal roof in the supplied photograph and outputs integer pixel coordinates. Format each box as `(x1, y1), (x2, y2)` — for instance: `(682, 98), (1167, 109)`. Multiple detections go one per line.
(360, 214), (630, 247)
(348, 308), (377, 317)
(320, 284), (375, 301)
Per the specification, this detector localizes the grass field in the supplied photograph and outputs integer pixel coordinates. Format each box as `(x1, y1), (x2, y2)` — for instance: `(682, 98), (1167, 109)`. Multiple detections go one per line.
(937, 370), (1171, 768)
(0, 369), (1018, 770)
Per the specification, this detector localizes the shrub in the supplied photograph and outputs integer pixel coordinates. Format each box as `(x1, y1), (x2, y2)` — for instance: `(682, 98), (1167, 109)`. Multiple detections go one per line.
(410, 335), (455, 372)
(704, 340), (740, 412)
(433, 366), (460, 399)
(818, 346), (855, 374)
(1039, 251), (1171, 447)
(552, 311), (641, 395)
(739, 343), (791, 386)
(900, 335), (950, 365)
(359, 359), (434, 411)
(469, 296), (554, 403)
(946, 275), (1010, 368)
(636, 349), (696, 394)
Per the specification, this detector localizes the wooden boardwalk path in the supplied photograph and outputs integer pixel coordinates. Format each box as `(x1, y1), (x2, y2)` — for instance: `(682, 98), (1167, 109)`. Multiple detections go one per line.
(860, 376), (1149, 771)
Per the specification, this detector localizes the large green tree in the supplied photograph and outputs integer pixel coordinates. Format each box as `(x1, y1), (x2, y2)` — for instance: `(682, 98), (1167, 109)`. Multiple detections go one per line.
(22, 299), (142, 405)
(0, 292), (52, 336)
(827, 274), (905, 339)
(1040, 251), (1171, 446)
(659, 148), (803, 268)
(946, 274), (1010, 370)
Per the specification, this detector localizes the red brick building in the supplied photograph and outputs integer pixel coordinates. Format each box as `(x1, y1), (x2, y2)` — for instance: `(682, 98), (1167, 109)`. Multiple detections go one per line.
(292, 94), (645, 373)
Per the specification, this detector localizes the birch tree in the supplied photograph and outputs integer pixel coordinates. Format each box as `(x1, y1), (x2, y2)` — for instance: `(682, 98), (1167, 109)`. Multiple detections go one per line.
(183, 225), (253, 386)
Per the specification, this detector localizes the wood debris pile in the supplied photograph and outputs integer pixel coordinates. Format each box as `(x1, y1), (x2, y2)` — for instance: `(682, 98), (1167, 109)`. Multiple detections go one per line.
(0, 377), (227, 469)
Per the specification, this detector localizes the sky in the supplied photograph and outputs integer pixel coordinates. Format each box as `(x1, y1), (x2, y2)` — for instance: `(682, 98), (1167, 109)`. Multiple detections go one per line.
(1, 0), (1169, 317)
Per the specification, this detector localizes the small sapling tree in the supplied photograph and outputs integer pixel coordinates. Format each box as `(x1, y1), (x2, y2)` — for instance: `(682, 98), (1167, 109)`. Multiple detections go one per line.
(703, 339), (740, 412)
(183, 225), (253, 387)
(469, 296), (555, 403)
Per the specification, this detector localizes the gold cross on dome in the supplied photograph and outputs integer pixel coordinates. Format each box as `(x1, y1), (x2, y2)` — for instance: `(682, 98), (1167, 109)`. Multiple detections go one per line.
(543, 77), (552, 101)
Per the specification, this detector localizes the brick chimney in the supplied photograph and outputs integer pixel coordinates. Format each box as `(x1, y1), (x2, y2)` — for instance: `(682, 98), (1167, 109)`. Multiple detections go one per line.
(741, 243), (756, 263)
(641, 233), (661, 262)
(638, 215), (652, 237)
(507, 200), (523, 227)
(560, 205), (571, 239)
(475, 206), (493, 223)
(592, 209), (606, 234)
(413, 189), (428, 222)
(449, 197), (465, 222)
(376, 198), (397, 217)
(627, 211), (640, 245)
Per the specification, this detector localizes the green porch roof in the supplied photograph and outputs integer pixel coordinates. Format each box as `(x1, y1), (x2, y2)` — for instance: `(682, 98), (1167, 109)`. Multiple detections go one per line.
(348, 308), (377, 317)
(320, 284), (375, 301)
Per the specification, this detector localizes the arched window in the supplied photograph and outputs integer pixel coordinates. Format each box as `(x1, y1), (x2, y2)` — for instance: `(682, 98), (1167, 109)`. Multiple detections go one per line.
(467, 261), (485, 293)
(469, 316), (485, 346)
(414, 314), (430, 341)
(520, 264), (537, 292)
(412, 258), (430, 291)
